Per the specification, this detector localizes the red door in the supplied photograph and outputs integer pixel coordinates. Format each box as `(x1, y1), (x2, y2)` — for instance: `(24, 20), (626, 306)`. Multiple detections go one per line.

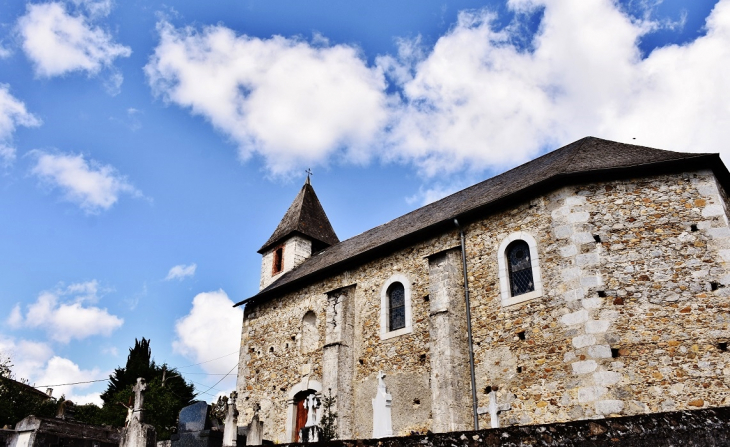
(295, 394), (309, 441)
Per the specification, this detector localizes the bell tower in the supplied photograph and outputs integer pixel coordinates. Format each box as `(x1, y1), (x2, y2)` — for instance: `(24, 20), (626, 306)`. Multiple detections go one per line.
(258, 177), (339, 290)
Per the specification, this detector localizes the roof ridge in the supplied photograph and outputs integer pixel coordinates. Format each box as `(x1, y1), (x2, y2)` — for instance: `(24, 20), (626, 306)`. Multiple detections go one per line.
(240, 137), (724, 306)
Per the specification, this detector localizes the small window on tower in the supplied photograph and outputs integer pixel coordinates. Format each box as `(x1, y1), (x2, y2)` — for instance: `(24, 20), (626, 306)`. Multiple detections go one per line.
(273, 246), (284, 275)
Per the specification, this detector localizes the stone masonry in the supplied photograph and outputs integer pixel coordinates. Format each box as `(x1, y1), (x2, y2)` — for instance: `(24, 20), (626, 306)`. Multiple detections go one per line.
(237, 169), (730, 442)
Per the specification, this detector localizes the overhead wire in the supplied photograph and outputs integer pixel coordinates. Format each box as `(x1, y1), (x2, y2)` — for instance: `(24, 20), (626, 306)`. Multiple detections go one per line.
(29, 351), (240, 393)
(193, 363), (238, 398)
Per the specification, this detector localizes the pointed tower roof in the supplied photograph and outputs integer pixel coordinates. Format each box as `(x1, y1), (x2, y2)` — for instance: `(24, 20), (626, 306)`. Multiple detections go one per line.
(258, 179), (339, 254)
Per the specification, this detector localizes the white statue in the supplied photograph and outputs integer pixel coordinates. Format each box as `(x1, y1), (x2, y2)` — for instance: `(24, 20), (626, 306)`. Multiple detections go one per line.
(304, 394), (319, 427)
(299, 394), (321, 443)
(372, 371), (393, 438)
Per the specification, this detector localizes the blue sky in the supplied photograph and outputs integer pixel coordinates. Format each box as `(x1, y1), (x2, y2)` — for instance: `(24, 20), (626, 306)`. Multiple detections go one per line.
(0, 0), (727, 404)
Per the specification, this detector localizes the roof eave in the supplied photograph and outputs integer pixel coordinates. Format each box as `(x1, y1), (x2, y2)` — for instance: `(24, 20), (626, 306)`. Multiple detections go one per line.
(234, 153), (723, 308)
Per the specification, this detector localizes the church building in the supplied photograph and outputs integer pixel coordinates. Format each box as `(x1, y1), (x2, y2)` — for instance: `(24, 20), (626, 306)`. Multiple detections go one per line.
(234, 137), (730, 443)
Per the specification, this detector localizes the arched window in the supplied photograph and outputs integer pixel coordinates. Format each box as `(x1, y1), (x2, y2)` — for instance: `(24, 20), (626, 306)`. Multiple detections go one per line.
(387, 282), (406, 331)
(497, 232), (543, 306)
(506, 240), (534, 296)
(301, 311), (318, 354)
(380, 273), (413, 340)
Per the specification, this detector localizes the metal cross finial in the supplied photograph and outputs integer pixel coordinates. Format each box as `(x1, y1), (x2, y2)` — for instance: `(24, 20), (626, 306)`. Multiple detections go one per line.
(305, 168), (313, 185)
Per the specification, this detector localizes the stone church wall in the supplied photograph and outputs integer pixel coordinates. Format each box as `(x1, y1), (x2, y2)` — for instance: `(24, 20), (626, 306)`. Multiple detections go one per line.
(468, 169), (730, 426)
(237, 169), (730, 442)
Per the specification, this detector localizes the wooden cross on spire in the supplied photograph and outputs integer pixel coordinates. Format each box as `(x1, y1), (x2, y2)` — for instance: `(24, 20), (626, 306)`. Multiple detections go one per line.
(305, 168), (313, 185)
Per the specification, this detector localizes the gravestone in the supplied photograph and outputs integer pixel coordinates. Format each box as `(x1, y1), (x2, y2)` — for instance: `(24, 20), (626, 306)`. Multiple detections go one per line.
(372, 372), (393, 438)
(120, 378), (156, 447)
(171, 402), (221, 447)
(238, 404), (263, 446)
(222, 393), (238, 447)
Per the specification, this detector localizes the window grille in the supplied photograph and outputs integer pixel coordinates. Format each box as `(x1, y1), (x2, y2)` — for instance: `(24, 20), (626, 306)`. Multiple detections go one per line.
(388, 282), (406, 331)
(507, 240), (534, 296)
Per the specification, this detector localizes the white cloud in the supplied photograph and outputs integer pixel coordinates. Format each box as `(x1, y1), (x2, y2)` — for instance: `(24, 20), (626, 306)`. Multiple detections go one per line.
(406, 180), (471, 206)
(165, 263), (197, 281)
(0, 336), (54, 380)
(30, 151), (141, 213)
(32, 356), (103, 405)
(0, 336), (104, 405)
(7, 304), (23, 328)
(103, 70), (124, 96)
(0, 45), (11, 59)
(385, 0), (730, 175)
(17, 2), (131, 78)
(173, 290), (242, 396)
(148, 0), (730, 178)
(145, 22), (389, 176)
(101, 346), (118, 356)
(0, 84), (41, 165)
(11, 281), (123, 343)
(71, 0), (113, 19)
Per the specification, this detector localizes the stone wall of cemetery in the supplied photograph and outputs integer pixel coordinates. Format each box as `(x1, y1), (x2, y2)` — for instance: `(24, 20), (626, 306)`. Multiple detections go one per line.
(237, 169), (730, 442)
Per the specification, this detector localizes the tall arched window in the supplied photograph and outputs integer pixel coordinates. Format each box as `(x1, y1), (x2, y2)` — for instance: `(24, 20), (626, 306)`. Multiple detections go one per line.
(507, 240), (534, 296)
(387, 282), (406, 331)
(380, 273), (413, 340)
(497, 232), (543, 306)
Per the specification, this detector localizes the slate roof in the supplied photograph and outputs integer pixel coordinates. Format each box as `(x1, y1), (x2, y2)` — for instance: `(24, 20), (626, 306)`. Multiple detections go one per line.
(236, 137), (728, 307)
(258, 178), (340, 254)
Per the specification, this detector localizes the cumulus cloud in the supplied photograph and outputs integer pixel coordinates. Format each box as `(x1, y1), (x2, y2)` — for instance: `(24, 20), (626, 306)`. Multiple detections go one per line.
(0, 336), (53, 380)
(30, 151), (141, 213)
(0, 84), (41, 165)
(145, 22), (389, 176)
(10, 281), (123, 343)
(32, 356), (104, 405)
(17, 2), (131, 78)
(173, 290), (242, 395)
(0, 336), (104, 405)
(165, 263), (197, 281)
(148, 0), (730, 178)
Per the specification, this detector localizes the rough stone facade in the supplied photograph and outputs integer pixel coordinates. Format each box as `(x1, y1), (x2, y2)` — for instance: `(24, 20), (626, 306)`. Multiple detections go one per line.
(236, 169), (730, 443)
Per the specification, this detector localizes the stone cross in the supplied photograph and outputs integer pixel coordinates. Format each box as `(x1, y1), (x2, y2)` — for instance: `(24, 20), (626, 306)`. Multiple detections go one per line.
(486, 390), (511, 428)
(132, 378), (147, 423)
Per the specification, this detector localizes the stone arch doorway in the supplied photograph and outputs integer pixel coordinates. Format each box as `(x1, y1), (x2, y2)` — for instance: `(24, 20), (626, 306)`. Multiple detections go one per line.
(293, 389), (315, 441)
(285, 377), (322, 442)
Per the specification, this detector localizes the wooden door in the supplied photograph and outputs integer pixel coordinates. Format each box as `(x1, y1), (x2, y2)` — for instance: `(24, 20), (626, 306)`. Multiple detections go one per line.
(295, 396), (308, 441)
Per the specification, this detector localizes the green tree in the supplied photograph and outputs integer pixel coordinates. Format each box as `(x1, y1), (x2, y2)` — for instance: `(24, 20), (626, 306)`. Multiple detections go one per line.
(0, 354), (57, 428)
(90, 338), (195, 440)
(319, 389), (338, 442)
